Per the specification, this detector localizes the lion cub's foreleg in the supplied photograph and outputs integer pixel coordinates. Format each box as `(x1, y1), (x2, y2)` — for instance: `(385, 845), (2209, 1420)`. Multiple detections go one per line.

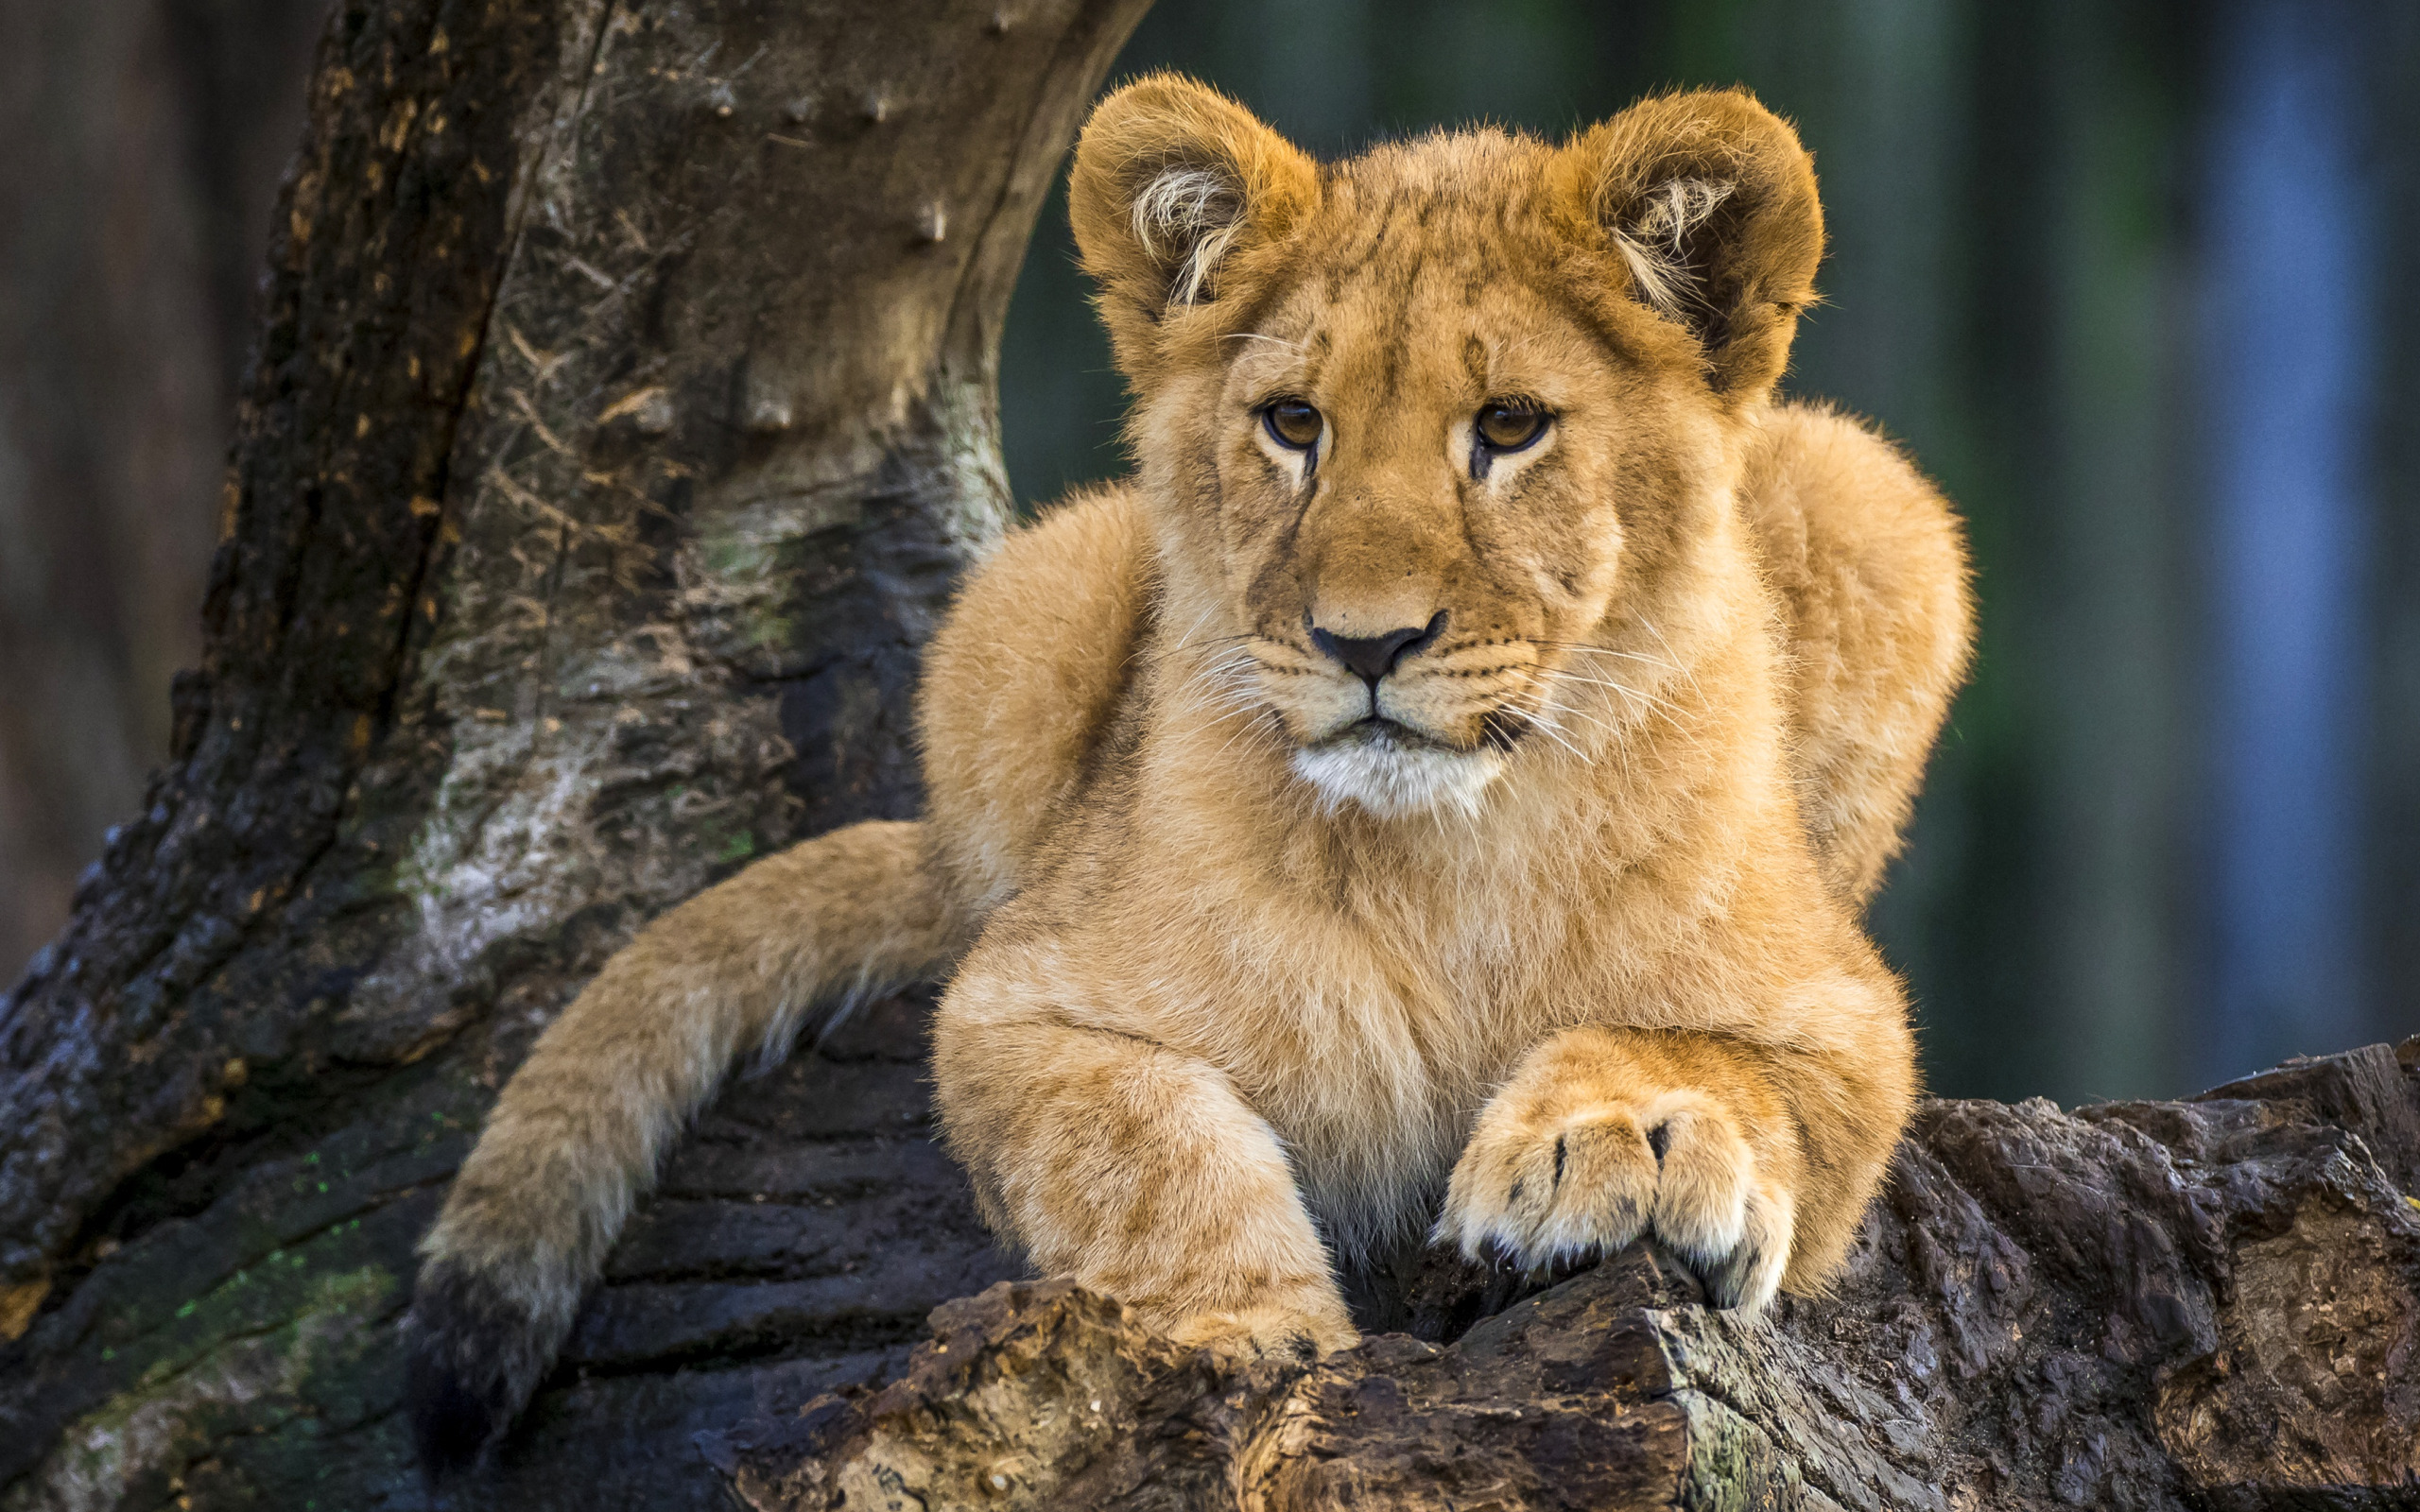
(932, 984), (1357, 1358)
(1439, 1024), (1905, 1309)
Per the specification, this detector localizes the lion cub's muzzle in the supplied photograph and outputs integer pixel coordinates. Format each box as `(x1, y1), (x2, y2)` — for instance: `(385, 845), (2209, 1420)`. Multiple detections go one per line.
(1281, 608), (1529, 818)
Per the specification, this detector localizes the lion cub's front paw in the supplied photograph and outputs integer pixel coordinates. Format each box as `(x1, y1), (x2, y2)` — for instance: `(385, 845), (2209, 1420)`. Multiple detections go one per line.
(1161, 1287), (1360, 1366)
(1437, 1089), (1793, 1311)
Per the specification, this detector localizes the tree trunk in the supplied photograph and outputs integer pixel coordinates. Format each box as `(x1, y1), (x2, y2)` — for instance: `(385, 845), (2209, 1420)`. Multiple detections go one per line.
(714, 1041), (2420, 1512)
(0, 1), (1149, 1507)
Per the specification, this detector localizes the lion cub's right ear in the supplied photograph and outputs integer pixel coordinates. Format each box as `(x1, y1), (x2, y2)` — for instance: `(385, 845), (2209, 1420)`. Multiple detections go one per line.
(1068, 74), (1319, 369)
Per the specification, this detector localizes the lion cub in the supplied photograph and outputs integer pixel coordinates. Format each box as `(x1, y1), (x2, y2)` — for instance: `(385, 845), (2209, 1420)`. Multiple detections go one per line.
(406, 77), (1971, 1468)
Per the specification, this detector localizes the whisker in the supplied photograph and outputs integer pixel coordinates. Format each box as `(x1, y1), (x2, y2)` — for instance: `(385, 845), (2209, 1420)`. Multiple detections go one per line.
(1171, 635), (1258, 667)
(1548, 671), (1681, 717)
(1559, 646), (1683, 670)
(1535, 641), (1686, 674)
(1548, 710), (1628, 759)
(1545, 661), (1676, 696)
(1221, 332), (1307, 352)
(1520, 704), (1589, 763)
(1634, 615), (1705, 698)
(1210, 708), (1282, 762)
(1540, 696), (1635, 782)
(1163, 604), (1229, 660)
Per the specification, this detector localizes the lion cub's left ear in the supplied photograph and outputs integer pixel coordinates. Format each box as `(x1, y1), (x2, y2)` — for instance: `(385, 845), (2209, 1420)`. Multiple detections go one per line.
(1068, 74), (1319, 368)
(1554, 89), (1824, 403)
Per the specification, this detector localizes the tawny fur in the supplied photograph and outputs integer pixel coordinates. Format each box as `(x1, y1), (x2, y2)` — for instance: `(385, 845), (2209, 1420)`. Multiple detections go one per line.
(409, 77), (1972, 1449)
(408, 821), (964, 1458)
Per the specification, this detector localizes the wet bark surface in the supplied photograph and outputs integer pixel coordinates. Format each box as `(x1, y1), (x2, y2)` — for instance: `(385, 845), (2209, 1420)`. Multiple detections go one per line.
(716, 1040), (2420, 1512)
(0, 1), (1146, 1506)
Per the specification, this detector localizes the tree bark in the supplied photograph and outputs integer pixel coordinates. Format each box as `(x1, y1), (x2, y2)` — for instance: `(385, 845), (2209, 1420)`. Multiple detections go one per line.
(713, 1041), (2420, 1512)
(0, 1), (1148, 1507)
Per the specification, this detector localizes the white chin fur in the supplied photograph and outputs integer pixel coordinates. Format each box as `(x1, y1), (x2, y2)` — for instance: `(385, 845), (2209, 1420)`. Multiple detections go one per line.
(1290, 730), (1507, 819)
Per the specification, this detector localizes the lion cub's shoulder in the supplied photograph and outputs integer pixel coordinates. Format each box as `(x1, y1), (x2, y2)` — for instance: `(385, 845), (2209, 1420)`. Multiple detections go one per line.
(919, 483), (1154, 912)
(1740, 402), (1974, 902)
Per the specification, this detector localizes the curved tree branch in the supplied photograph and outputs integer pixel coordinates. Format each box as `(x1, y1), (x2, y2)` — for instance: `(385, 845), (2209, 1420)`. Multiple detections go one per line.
(0, 3), (1150, 1506)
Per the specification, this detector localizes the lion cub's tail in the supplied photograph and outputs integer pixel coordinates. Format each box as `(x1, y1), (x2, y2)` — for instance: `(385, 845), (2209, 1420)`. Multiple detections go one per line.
(403, 818), (966, 1475)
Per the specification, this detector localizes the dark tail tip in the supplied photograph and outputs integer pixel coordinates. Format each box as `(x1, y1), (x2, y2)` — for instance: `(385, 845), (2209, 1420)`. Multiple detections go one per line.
(407, 1336), (510, 1480)
(403, 1263), (553, 1483)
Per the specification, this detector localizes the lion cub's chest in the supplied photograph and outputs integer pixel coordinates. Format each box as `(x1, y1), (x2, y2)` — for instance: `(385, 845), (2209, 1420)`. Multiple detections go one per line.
(1181, 888), (1547, 1234)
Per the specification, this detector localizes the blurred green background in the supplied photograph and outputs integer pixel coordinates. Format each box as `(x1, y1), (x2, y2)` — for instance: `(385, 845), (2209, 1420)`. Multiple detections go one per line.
(1, 0), (2413, 1107)
(997, 0), (2420, 1104)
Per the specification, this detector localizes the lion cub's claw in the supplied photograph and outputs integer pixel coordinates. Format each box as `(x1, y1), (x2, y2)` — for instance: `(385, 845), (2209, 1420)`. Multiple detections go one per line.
(1439, 1091), (1791, 1312)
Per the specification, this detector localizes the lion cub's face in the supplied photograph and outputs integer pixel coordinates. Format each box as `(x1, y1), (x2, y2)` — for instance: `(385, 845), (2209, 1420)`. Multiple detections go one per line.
(1199, 159), (1681, 817)
(1071, 82), (1821, 818)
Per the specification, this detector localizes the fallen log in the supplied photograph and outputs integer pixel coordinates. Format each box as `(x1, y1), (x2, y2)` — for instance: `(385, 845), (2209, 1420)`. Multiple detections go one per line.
(708, 1039), (2420, 1511)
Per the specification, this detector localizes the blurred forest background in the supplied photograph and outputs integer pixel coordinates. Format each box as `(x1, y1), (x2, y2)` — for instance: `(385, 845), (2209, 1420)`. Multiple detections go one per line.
(4, 0), (2417, 1106)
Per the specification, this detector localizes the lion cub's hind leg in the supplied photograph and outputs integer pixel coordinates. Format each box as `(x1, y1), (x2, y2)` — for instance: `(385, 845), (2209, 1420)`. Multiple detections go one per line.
(916, 483), (1153, 916)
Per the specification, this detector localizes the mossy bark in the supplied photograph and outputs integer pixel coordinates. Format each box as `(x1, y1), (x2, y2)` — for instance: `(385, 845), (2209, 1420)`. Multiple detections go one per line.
(0, 1), (1149, 1507)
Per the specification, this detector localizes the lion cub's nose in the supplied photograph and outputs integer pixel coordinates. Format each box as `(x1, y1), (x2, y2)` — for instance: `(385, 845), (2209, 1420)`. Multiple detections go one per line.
(1309, 610), (1448, 685)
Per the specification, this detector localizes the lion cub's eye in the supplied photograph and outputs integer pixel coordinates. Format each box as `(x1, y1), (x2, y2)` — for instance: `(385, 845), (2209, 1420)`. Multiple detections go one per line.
(1475, 403), (1549, 453)
(1263, 400), (1323, 451)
